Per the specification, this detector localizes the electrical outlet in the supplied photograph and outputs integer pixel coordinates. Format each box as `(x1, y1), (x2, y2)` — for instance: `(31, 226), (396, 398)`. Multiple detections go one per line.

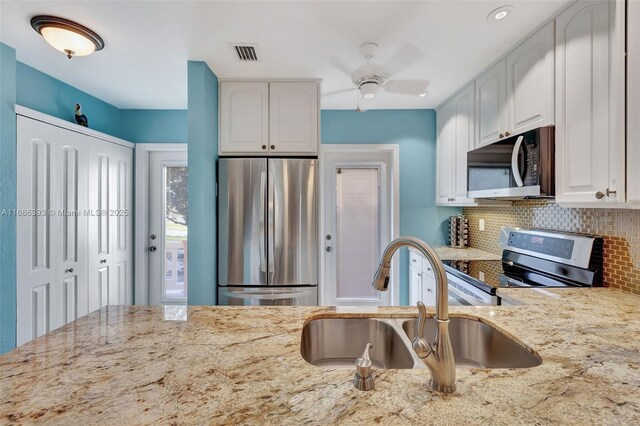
(479, 271), (485, 281)
(479, 219), (485, 231)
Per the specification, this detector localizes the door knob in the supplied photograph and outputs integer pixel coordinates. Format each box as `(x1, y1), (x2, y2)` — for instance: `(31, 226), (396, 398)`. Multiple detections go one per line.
(149, 246), (157, 252)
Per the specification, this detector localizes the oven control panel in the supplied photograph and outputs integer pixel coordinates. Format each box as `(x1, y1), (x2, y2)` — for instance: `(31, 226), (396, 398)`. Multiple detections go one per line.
(507, 231), (575, 260)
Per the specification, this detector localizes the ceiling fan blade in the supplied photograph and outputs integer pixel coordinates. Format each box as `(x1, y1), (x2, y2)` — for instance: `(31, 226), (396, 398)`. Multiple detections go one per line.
(384, 80), (430, 96)
(323, 87), (358, 97)
(325, 56), (353, 77)
(381, 43), (421, 76)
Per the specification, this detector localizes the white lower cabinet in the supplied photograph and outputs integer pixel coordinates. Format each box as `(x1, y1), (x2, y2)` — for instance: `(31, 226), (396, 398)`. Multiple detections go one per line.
(16, 111), (133, 346)
(408, 250), (437, 306)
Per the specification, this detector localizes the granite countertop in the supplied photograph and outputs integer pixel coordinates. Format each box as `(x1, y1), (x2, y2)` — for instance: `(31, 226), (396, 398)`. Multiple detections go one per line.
(432, 246), (502, 261)
(2, 289), (640, 424)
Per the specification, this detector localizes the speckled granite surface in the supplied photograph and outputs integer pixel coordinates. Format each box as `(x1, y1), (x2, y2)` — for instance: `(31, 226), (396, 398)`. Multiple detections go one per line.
(432, 246), (502, 261)
(1, 288), (640, 424)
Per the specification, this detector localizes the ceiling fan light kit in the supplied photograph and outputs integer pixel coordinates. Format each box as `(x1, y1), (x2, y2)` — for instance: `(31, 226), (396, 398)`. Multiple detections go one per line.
(31, 15), (105, 59)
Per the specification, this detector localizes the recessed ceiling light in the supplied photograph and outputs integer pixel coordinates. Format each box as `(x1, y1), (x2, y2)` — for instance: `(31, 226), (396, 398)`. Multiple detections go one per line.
(487, 6), (514, 22)
(31, 15), (104, 59)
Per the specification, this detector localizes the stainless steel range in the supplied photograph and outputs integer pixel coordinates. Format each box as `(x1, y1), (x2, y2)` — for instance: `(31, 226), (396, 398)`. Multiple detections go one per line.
(444, 227), (604, 305)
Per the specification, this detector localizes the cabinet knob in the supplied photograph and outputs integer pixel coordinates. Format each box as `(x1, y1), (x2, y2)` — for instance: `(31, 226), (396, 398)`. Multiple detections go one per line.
(100, 259), (107, 264)
(499, 133), (505, 139)
(418, 273), (422, 277)
(270, 145), (275, 150)
(65, 268), (74, 274)
(505, 131), (511, 137)
(261, 145), (267, 150)
(595, 191), (605, 200)
(427, 288), (432, 293)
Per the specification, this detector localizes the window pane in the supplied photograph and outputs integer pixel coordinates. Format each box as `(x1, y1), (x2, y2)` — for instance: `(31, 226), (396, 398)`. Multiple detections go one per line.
(335, 167), (381, 299)
(164, 166), (188, 300)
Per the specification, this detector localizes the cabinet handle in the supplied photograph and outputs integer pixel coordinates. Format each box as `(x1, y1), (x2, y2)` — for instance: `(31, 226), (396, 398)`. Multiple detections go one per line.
(595, 191), (605, 200)
(100, 259), (107, 264)
(606, 188), (617, 197)
(418, 273), (423, 277)
(261, 145), (267, 150)
(499, 133), (505, 139)
(427, 288), (432, 293)
(505, 131), (511, 137)
(270, 145), (275, 150)
(65, 268), (74, 274)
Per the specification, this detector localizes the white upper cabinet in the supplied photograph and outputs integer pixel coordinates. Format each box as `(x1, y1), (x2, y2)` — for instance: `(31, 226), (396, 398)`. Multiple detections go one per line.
(220, 82), (269, 154)
(436, 82), (477, 206)
(436, 100), (455, 205)
(219, 81), (319, 156)
(475, 59), (507, 148)
(506, 21), (555, 136)
(269, 82), (318, 154)
(628, 0), (640, 206)
(555, 0), (626, 206)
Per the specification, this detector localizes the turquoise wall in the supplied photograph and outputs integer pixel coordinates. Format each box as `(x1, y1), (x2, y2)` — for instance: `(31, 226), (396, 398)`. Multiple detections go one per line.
(187, 61), (218, 305)
(321, 109), (460, 305)
(0, 43), (17, 354)
(16, 62), (122, 137)
(120, 110), (187, 143)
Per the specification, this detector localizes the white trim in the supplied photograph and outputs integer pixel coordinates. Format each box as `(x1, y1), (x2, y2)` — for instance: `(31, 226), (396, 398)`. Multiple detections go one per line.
(134, 144), (187, 305)
(15, 105), (134, 148)
(320, 144), (400, 306)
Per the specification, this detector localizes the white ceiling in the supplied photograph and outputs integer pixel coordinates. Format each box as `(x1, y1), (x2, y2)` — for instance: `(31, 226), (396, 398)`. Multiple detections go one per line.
(0, 1), (572, 110)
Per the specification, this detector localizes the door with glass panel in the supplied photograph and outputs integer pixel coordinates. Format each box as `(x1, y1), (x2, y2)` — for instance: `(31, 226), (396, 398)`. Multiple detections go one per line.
(149, 152), (188, 305)
(322, 147), (397, 306)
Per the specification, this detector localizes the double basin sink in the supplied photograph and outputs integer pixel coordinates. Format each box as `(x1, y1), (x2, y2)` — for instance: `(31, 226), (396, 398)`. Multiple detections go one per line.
(300, 316), (542, 369)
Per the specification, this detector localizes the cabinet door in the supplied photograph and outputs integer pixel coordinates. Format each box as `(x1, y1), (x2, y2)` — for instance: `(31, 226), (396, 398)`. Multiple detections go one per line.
(269, 82), (318, 154)
(409, 265), (422, 306)
(436, 100), (455, 205)
(421, 273), (437, 307)
(109, 144), (133, 305)
(506, 21), (555, 135)
(219, 82), (269, 154)
(555, 1), (617, 205)
(628, 0), (640, 206)
(452, 83), (477, 205)
(475, 59), (507, 147)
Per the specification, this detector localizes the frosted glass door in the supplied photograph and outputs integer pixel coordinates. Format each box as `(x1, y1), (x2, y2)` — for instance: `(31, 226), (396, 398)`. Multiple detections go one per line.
(334, 167), (382, 301)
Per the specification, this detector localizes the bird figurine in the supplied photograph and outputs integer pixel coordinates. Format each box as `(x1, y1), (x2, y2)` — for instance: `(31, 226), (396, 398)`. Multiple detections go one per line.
(74, 104), (88, 127)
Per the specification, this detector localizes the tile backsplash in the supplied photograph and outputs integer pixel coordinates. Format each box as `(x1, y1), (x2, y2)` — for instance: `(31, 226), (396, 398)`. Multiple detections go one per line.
(462, 201), (640, 295)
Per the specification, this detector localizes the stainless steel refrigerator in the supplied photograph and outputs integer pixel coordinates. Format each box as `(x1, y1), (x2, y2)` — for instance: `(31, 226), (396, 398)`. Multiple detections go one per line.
(217, 158), (318, 305)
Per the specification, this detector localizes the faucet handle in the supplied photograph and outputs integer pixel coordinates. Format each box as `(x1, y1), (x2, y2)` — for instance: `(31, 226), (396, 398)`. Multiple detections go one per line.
(412, 302), (433, 359)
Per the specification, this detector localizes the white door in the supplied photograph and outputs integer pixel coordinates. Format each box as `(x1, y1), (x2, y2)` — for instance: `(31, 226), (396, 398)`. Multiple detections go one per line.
(219, 82), (269, 155)
(475, 58), (507, 147)
(269, 82), (318, 154)
(555, 0), (614, 205)
(16, 117), (89, 345)
(321, 147), (398, 306)
(148, 151), (188, 305)
(506, 21), (555, 135)
(436, 100), (455, 205)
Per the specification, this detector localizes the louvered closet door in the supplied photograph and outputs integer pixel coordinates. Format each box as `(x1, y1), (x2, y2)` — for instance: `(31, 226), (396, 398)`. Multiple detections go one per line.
(16, 117), (89, 345)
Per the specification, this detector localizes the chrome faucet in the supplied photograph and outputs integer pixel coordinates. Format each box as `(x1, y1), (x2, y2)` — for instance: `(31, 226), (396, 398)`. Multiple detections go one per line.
(372, 236), (456, 393)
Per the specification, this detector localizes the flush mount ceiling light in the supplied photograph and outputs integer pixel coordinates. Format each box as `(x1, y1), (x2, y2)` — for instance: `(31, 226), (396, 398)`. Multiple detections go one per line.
(31, 15), (104, 59)
(487, 5), (514, 21)
(359, 81), (379, 99)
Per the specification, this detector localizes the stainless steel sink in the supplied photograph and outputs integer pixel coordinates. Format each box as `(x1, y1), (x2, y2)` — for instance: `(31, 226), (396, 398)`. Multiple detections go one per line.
(402, 317), (542, 368)
(300, 318), (416, 369)
(301, 316), (542, 370)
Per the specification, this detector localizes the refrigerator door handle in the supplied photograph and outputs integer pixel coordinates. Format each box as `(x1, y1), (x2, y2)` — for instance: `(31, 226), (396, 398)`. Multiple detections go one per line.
(267, 165), (275, 281)
(259, 170), (267, 273)
(222, 289), (315, 300)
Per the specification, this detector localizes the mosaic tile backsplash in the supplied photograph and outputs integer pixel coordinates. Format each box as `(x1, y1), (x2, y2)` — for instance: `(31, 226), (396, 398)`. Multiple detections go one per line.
(462, 201), (640, 295)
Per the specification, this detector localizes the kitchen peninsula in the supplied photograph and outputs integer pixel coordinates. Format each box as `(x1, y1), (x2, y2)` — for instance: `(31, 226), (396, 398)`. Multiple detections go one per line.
(1, 288), (639, 424)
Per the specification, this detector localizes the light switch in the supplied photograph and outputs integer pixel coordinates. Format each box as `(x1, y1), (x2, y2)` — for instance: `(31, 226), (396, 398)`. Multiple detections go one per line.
(479, 219), (485, 231)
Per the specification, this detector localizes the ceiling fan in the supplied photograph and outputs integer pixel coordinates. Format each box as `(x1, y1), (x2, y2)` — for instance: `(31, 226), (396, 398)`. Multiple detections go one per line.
(326, 43), (430, 106)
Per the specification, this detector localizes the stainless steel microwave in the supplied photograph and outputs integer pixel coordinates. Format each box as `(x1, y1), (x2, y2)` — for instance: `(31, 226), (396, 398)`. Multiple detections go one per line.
(467, 126), (555, 198)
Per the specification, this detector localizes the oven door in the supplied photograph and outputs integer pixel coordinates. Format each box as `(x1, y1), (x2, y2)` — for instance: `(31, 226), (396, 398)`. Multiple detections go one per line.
(447, 275), (497, 306)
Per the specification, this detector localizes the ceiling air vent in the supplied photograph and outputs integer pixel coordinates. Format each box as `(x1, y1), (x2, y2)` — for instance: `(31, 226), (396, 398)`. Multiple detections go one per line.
(232, 44), (259, 62)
